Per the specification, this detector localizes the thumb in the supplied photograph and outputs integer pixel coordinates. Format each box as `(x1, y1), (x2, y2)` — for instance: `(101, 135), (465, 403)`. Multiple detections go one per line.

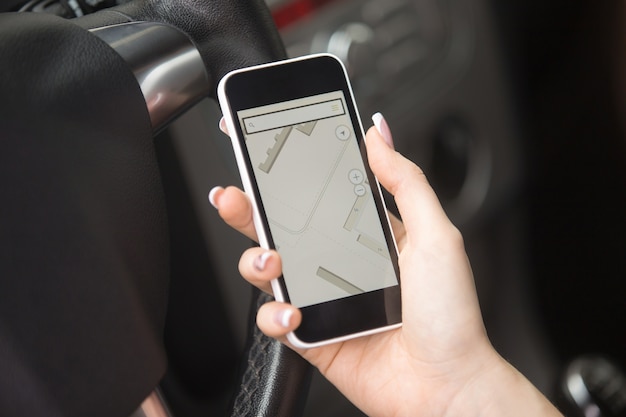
(365, 114), (454, 245)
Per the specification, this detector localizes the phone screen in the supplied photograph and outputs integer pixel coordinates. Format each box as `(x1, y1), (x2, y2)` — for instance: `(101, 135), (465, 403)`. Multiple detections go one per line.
(237, 90), (399, 308)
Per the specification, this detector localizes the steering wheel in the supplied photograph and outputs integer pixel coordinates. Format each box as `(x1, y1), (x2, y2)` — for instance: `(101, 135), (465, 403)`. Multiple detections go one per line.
(0, 1), (312, 416)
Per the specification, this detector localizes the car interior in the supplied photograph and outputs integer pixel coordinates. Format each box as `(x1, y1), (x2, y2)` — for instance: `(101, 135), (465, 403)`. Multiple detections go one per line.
(1, 0), (625, 416)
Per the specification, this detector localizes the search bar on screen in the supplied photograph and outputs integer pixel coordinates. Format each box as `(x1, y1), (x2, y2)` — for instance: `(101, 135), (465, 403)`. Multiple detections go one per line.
(243, 99), (345, 134)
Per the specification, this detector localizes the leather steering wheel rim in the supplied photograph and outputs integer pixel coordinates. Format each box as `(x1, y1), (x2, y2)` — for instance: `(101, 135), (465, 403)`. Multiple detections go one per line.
(0, 2), (312, 416)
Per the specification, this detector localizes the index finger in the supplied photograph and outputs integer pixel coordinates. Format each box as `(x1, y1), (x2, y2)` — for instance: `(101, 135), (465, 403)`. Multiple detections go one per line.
(209, 185), (259, 242)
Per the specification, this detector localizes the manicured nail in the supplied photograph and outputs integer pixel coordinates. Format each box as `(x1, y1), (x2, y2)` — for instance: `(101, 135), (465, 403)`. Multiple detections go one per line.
(208, 186), (223, 209)
(253, 251), (272, 272)
(275, 308), (294, 328)
(218, 117), (228, 134)
(372, 112), (394, 149)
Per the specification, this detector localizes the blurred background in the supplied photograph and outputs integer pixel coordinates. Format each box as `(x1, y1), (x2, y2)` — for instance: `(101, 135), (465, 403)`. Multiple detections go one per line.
(158, 0), (626, 415)
(155, 1), (626, 415)
(6, 0), (624, 415)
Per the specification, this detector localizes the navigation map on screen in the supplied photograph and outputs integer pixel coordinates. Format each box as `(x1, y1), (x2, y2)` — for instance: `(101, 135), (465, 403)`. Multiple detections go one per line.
(238, 91), (398, 307)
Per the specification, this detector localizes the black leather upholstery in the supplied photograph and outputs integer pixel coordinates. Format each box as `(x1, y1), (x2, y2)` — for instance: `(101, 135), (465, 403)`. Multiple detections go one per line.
(229, 290), (313, 417)
(0, 1), (313, 416)
(75, 0), (287, 100)
(0, 12), (167, 417)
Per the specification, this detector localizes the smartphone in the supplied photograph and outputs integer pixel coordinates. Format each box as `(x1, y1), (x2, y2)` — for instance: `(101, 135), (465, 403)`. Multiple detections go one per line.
(217, 53), (401, 348)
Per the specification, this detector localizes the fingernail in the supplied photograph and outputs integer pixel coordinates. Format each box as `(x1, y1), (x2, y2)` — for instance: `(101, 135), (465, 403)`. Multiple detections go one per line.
(218, 117), (228, 134)
(253, 251), (272, 272)
(372, 112), (394, 149)
(208, 186), (223, 209)
(275, 308), (294, 328)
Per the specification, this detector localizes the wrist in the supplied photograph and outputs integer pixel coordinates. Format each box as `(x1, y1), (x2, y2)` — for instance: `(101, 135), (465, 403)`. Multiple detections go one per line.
(444, 353), (563, 417)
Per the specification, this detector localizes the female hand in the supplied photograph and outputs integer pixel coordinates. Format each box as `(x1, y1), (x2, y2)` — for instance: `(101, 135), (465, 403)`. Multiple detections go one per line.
(209, 114), (562, 417)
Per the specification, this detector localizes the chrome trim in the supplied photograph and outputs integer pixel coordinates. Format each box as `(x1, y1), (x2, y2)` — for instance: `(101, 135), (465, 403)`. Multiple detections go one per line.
(129, 389), (172, 417)
(91, 22), (210, 132)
